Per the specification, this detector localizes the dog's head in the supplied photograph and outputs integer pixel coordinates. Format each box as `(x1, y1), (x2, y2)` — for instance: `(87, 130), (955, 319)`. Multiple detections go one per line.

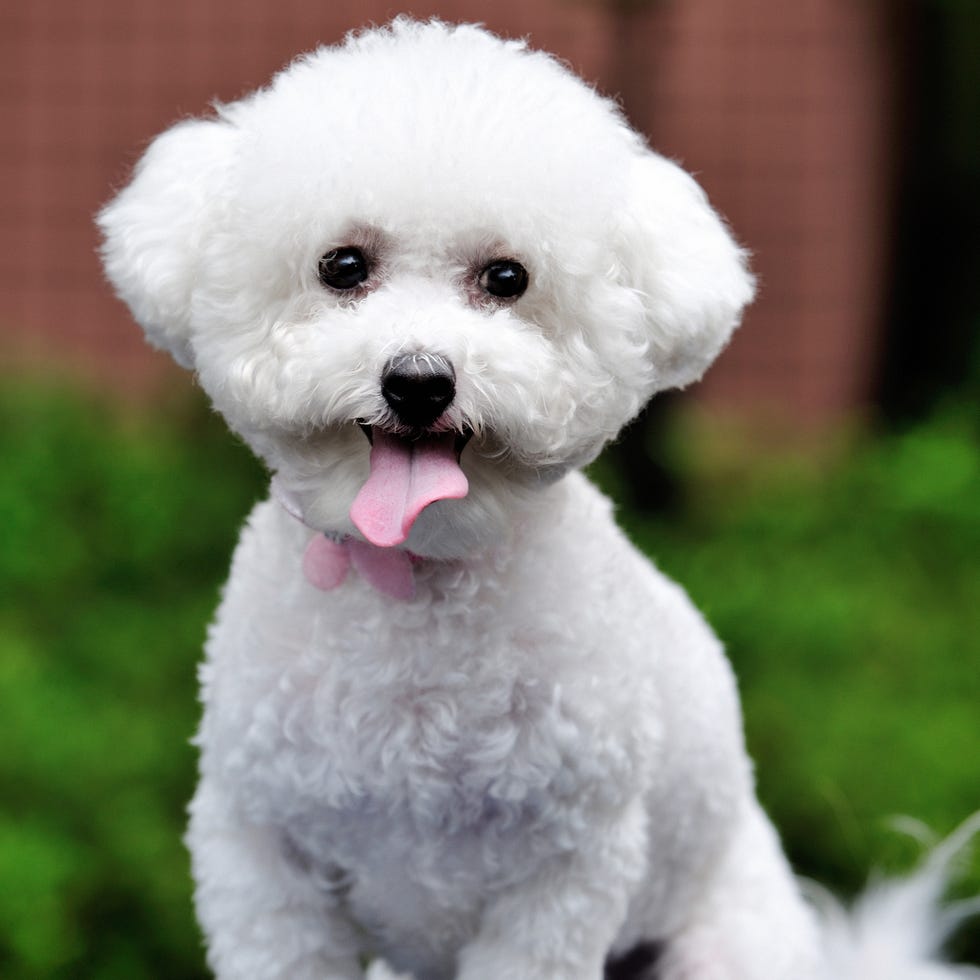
(99, 19), (753, 558)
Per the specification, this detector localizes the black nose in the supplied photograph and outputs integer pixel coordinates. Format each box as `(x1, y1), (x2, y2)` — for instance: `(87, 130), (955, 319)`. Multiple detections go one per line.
(381, 353), (456, 429)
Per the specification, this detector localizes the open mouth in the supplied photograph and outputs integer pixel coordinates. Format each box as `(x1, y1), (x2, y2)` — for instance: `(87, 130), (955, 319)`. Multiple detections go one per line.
(350, 424), (472, 548)
(357, 422), (472, 458)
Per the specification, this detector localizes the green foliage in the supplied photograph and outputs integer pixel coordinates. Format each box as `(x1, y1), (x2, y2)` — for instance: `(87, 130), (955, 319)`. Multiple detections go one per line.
(0, 382), (976, 975)
(0, 382), (265, 979)
(596, 405), (980, 910)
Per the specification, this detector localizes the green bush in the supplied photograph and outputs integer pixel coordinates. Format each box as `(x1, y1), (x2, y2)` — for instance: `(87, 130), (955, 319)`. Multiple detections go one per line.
(0, 383), (265, 978)
(0, 382), (976, 975)
(595, 405), (980, 951)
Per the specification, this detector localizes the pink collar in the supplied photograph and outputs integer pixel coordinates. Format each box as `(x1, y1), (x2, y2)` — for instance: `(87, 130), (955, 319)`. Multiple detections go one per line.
(273, 478), (421, 600)
(302, 532), (420, 600)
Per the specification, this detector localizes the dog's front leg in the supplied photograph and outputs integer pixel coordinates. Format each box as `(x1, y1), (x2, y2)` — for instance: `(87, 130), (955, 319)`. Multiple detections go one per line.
(655, 801), (822, 980)
(456, 801), (647, 980)
(187, 777), (363, 980)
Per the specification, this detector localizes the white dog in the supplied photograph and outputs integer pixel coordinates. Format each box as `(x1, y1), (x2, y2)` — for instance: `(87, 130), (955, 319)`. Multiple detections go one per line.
(99, 19), (976, 980)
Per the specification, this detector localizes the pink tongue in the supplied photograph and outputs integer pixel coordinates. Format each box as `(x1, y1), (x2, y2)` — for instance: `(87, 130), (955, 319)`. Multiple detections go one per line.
(350, 430), (468, 547)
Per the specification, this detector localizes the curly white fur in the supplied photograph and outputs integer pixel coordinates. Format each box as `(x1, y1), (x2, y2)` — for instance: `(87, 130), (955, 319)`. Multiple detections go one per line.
(99, 19), (975, 980)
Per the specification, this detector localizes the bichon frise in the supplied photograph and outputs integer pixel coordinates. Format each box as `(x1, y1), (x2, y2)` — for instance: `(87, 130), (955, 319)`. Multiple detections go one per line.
(99, 19), (976, 980)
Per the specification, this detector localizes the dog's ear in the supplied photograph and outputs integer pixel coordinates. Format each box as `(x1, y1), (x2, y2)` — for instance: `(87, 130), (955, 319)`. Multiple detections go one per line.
(98, 117), (237, 369)
(616, 150), (756, 394)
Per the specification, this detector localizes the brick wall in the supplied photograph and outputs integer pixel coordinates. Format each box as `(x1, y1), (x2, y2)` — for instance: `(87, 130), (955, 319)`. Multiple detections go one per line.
(0, 0), (896, 424)
(618, 0), (897, 426)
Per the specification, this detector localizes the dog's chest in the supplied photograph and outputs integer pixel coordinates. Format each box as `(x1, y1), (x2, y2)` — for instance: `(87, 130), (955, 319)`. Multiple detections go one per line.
(221, 604), (602, 852)
(204, 534), (655, 926)
(244, 652), (598, 942)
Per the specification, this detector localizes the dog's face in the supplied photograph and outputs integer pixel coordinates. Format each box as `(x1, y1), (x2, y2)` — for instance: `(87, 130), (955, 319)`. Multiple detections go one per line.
(99, 20), (753, 558)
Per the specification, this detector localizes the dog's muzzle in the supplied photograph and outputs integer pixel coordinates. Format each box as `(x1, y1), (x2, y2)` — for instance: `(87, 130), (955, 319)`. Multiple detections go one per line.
(381, 352), (455, 429)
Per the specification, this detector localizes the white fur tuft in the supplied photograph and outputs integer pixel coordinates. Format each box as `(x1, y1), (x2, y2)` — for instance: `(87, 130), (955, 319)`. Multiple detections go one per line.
(98, 119), (238, 367)
(812, 814), (980, 980)
(615, 150), (756, 393)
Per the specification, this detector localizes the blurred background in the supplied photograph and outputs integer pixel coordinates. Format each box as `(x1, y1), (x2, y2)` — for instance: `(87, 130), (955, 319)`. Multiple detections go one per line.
(1, 0), (977, 976)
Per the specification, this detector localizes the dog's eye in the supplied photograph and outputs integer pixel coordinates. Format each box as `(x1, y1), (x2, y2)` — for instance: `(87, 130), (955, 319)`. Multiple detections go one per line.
(318, 247), (369, 290)
(478, 260), (529, 299)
